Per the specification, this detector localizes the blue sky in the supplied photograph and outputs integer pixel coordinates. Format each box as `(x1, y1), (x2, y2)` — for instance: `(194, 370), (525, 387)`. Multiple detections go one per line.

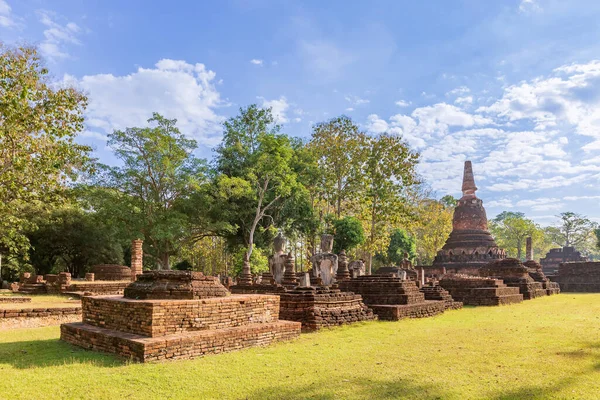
(2, 0), (600, 225)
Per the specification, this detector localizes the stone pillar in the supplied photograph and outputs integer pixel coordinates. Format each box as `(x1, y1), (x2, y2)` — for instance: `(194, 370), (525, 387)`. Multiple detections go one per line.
(335, 250), (351, 282)
(131, 239), (144, 281)
(282, 252), (298, 288)
(526, 237), (533, 261)
(420, 267), (425, 287)
(239, 253), (253, 285)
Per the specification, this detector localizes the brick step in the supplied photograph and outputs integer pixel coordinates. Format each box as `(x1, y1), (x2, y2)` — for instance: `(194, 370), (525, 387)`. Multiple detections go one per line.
(369, 301), (446, 321)
(61, 320), (300, 362)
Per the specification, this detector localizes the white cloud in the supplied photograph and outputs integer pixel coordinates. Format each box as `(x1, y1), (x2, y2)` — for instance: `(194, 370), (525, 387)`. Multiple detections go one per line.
(0, 0), (18, 28)
(345, 107), (354, 112)
(366, 114), (389, 134)
(64, 59), (224, 147)
(455, 96), (473, 105)
(395, 100), (411, 107)
(258, 96), (289, 124)
(345, 95), (370, 106)
(299, 40), (355, 78)
(519, 0), (541, 13)
(446, 86), (470, 96)
(37, 10), (82, 61)
(250, 59), (263, 66)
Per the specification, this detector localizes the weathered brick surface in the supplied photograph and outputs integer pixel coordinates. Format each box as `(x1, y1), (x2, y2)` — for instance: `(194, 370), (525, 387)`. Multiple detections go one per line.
(61, 320), (300, 362)
(480, 259), (547, 300)
(439, 275), (523, 306)
(124, 271), (229, 300)
(91, 265), (132, 281)
(420, 285), (463, 310)
(0, 307), (81, 319)
(371, 301), (446, 320)
(67, 281), (130, 295)
(0, 297), (31, 304)
(557, 261), (600, 292)
(82, 295), (281, 337)
(523, 260), (561, 296)
(232, 284), (376, 331)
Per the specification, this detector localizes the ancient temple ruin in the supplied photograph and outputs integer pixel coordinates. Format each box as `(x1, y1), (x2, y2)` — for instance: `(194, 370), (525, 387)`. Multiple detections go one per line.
(61, 270), (300, 362)
(540, 246), (588, 276)
(432, 161), (506, 274)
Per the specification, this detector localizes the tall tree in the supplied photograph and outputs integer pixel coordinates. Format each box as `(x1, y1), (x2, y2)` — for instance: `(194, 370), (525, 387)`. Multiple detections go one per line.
(332, 216), (365, 254)
(358, 133), (419, 274)
(489, 212), (542, 260)
(308, 116), (366, 218)
(410, 198), (453, 265)
(554, 212), (597, 248)
(381, 228), (417, 265)
(214, 105), (300, 278)
(93, 113), (207, 269)
(0, 44), (90, 260)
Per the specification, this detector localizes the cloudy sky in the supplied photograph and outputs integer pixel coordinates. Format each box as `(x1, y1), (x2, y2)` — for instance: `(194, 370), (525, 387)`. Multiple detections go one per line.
(2, 0), (600, 225)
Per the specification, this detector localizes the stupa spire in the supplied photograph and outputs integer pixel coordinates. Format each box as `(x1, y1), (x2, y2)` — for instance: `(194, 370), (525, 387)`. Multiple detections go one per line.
(461, 161), (477, 199)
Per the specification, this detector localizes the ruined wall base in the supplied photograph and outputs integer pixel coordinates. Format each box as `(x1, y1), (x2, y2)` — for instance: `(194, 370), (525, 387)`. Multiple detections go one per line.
(369, 301), (446, 321)
(61, 320), (300, 362)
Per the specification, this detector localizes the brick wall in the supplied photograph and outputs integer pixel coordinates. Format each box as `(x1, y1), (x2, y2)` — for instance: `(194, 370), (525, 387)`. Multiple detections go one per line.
(82, 295), (280, 337)
(558, 262), (600, 292)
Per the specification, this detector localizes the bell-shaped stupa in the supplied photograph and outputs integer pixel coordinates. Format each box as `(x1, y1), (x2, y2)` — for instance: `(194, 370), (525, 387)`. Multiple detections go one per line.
(432, 161), (506, 273)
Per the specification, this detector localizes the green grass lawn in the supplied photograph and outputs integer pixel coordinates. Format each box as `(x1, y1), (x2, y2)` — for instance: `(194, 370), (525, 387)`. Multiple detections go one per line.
(0, 294), (80, 310)
(0, 294), (599, 400)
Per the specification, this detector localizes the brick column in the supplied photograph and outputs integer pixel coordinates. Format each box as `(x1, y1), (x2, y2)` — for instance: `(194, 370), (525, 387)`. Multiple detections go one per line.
(526, 237), (533, 261)
(131, 239), (143, 281)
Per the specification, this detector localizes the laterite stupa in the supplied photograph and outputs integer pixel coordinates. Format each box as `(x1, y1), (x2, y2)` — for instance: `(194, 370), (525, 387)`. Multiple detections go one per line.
(433, 161), (506, 273)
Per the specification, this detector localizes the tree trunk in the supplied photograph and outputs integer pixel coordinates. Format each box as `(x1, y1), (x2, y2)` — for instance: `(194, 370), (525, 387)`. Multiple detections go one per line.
(160, 253), (170, 270)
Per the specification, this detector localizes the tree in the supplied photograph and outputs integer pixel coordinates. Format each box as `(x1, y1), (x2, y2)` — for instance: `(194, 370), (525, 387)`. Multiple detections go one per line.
(0, 44), (90, 260)
(214, 105), (300, 278)
(596, 229), (600, 250)
(440, 195), (457, 208)
(410, 198), (453, 265)
(554, 212), (597, 248)
(308, 116), (366, 218)
(490, 212), (542, 260)
(94, 113), (207, 269)
(28, 208), (124, 277)
(332, 216), (365, 254)
(357, 133), (419, 274)
(382, 229), (417, 265)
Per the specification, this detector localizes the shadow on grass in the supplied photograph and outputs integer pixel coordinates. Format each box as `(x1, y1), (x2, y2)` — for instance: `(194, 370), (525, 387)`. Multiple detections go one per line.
(0, 338), (123, 369)
(245, 376), (452, 400)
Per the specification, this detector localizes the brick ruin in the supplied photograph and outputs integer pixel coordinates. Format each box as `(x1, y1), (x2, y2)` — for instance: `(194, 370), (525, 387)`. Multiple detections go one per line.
(439, 275), (523, 306)
(555, 262), (600, 292)
(14, 239), (145, 297)
(232, 248), (376, 331)
(523, 260), (560, 296)
(61, 270), (301, 362)
(90, 265), (132, 281)
(419, 285), (463, 310)
(540, 247), (587, 276)
(479, 259), (547, 300)
(338, 275), (450, 320)
(432, 161), (506, 275)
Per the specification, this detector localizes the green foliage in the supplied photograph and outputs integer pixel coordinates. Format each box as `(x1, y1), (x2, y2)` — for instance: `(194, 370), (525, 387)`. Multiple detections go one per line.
(596, 229), (600, 250)
(490, 212), (542, 260)
(554, 212), (597, 248)
(383, 229), (417, 265)
(231, 246), (269, 277)
(0, 44), (91, 260)
(173, 260), (193, 271)
(214, 105), (301, 261)
(332, 216), (365, 254)
(440, 195), (457, 208)
(27, 208), (124, 277)
(92, 113), (208, 269)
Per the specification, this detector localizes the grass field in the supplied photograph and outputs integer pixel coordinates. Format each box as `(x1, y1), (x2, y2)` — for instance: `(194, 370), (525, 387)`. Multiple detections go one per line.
(0, 294), (599, 399)
(0, 294), (80, 310)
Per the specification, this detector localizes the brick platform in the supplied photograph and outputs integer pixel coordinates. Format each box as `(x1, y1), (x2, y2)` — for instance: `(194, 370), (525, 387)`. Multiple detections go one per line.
(66, 281), (130, 296)
(339, 276), (447, 320)
(61, 271), (300, 362)
(556, 262), (600, 292)
(439, 275), (523, 306)
(231, 284), (375, 331)
(523, 260), (561, 296)
(91, 265), (132, 281)
(1, 307), (81, 319)
(480, 259), (547, 300)
(420, 285), (463, 310)
(0, 297), (31, 304)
